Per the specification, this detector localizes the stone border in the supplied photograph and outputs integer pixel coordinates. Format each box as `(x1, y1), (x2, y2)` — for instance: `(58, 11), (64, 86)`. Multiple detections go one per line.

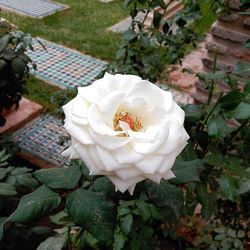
(0, 0), (70, 19)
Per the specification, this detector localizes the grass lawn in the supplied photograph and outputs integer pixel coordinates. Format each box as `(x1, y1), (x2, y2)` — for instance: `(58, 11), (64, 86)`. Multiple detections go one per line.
(1, 0), (127, 113)
(1, 0), (127, 61)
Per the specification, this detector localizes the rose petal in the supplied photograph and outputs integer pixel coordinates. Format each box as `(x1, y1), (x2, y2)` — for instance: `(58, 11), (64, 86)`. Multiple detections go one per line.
(142, 106), (166, 127)
(162, 90), (174, 111)
(126, 124), (162, 144)
(71, 96), (89, 125)
(157, 120), (187, 155)
(144, 172), (163, 183)
(113, 145), (143, 164)
(131, 120), (169, 154)
(163, 170), (175, 180)
(89, 128), (130, 150)
(167, 102), (185, 125)
(103, 73), (141, 92)
(98, 91), (125, 123)
(158, 154), (177, 174)
(72, 142), (100, 175)
(114, 167), (141, 180)
(126, 80), (164, 108)
(96, 146), (130, 171)
(88, 145), (107, 171)
(107, 175), (144, 193)
(88, 105), (116, 136)
(62, 147), (79, 160)
(135, 155), (165, 174)
(127, 184), (137, 195)
(64, 122), (93, 145)
(62, 99), (73, 117)
(78, 81), (107, 104)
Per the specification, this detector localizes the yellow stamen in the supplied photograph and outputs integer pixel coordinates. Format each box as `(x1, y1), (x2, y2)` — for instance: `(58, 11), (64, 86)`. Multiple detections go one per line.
(113, 109), (143, 135)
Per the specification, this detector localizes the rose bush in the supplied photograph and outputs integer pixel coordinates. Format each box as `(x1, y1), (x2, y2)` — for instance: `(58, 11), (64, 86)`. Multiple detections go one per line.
(62, 73), (189, 194)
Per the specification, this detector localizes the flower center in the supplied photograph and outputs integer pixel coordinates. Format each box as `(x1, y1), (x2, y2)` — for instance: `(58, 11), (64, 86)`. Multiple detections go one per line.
(113, 109), (143, 133)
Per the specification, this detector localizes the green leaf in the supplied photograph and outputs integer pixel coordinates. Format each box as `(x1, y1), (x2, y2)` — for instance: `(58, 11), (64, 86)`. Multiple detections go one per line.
(225, 102), (250, 120)
(223, 159), (250, 178)
(22, 35), (32, 49)
(153, 11), (162, 28)
(180, 143), (197, 161)
(37, 231), (68, 250)
(0, 59), (6, 71)
(140, 35), (150, 48)
(0, 217), (8, 240)
(238, 180), (250, 194)
(136, 200), (151, 221)
(0, 150), (11, 165)
(66, 188), (116, 241)
(10, 185), (61, 224)
(0, 34), (10, 52)
(49, 211), (73, 226)
(214, 227), (225, 234)
(33, 165), (82, 189)
(10, 167), (32, 175)
(196, 183), (217, 220)
(233, 61), (250, 77)
(183, 104), (202, 123)
(15, 173), (39, 190)
(123, 0), (132, 9)
(90, 176), (115, 196)
(233, 239), (244, 249)
(207, 116), (229, 138)
(2, 48), (16, 60)
(0, 183), (17, 196)
(118, 203), (131, 217)
(30, 226), (52, 235)
(113, 232), (126, 250)
(171, 159), (203, 184)
(203, 153), (223, 166)
(11, 57), (26, 75)
(145, 180), (184, 217)
(237, 230), (246, 238)
(220, 90), (244, 109)
(214, 233), (226, 241)
(219, 173), (238, 202)
(122, 29), (137, 42)
(121, 214), (133, 235)
(0, 167), (14, 180)
(206, 71), (226, 81)
(115, 48), (126, 60)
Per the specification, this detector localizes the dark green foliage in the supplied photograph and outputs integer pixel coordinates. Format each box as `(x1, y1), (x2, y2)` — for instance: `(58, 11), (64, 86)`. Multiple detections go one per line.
(108, 0), (202, 81)
(0, 21), (35, 126)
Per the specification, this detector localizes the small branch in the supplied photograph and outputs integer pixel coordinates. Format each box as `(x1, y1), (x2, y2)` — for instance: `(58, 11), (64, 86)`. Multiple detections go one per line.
(207, 50), (218, 106)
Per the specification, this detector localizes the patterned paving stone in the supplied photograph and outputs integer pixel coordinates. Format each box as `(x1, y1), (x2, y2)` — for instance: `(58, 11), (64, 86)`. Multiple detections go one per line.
(0, 0), (69, 19)
(108, 12), (146, 33)
(11, 115), (70, 168)
(28, 38), (107, 89)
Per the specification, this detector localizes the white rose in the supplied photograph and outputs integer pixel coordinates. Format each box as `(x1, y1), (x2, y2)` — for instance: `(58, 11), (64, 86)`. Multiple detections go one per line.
(62, 73), (189, 195)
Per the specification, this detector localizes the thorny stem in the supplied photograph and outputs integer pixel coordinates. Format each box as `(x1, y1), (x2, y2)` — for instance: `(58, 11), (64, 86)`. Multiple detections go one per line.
(207, 50), (218, 106)
(203, 92), (223, 125)
(194, 92), (223, 151)
(222, 119), (249, 153)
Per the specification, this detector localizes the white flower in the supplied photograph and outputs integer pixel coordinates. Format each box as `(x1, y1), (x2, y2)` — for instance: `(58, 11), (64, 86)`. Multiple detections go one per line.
(62, 73), (189, 195)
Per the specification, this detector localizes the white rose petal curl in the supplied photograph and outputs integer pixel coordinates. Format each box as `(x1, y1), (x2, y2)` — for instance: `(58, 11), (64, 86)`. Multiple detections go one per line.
(62, 73), (189, 195)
